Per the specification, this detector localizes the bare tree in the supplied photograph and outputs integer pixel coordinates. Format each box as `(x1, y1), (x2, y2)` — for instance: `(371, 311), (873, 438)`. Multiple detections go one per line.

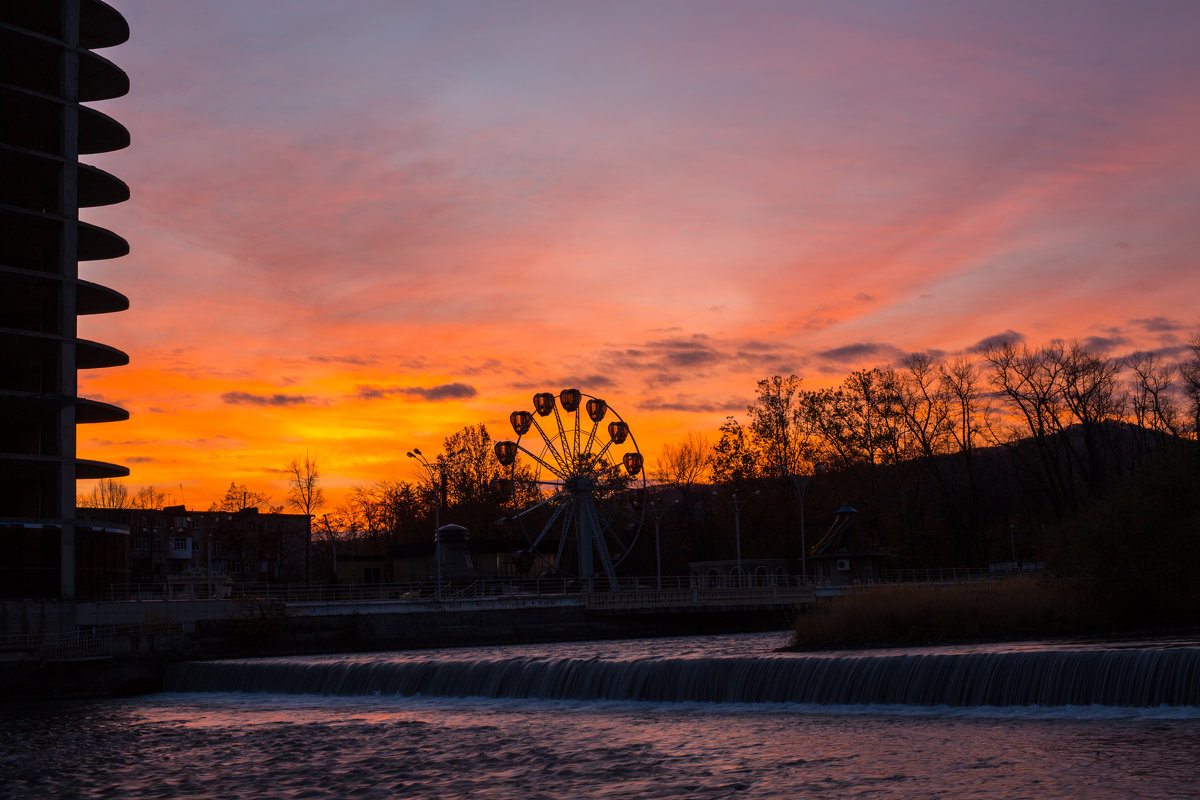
(801, 368), (901, 468)
(710, 416), (761, 484)
(940, 355), (990, 552)
(131, 485), (168, 510)
(1178, 332), (1200, 441)
(77, 478), (130, 509)
(747, 375), (812, 479)
(653, 432), (713, 490)
(1060, 341), (1123, 493)
(940, 355), (987, 460)
(287, 452), (325, 583)
(984, 340), (1080, 511)
(438, 424), (499, 508)
(210, 482), (282, 513)
(653, 432), (715, 560)
(895, 353), (953, 462)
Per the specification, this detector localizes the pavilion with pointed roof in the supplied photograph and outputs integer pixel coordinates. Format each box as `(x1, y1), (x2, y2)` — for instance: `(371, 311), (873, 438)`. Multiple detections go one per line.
(807, 505), (890, 587)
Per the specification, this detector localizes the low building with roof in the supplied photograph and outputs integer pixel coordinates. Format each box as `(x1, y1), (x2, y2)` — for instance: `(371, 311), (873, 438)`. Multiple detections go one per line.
(807, 505), (890, 587)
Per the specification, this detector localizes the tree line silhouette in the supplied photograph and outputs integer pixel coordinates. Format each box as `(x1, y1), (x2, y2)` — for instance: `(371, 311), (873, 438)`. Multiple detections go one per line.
(82, 333), (1199, 585)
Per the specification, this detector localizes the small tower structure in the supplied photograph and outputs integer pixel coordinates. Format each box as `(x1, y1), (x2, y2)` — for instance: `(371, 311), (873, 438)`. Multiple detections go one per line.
(807, 505), (889, 586)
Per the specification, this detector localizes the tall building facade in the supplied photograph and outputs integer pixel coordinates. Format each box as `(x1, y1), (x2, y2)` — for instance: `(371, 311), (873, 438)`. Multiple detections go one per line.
(1, 0), (130, 598)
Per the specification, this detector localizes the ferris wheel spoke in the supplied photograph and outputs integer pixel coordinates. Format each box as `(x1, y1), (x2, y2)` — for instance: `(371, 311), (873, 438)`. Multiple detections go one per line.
(585, 500), (618, 588)
(574, 406), (583, 463)
(507, 487), (565, 519)
(529, 418), (571, 474)
(527, 499), (569, 550)
(550, 404), (571, 464)
(552, 504), (574, 572)
(603, 516), (632, 556)
(589, 437), (617, 468)
(580, 417), (601, 462)
(516, 441), (568, 480)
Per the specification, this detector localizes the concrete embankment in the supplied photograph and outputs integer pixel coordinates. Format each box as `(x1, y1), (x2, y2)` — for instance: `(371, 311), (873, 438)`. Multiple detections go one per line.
(2, 602), (797, 700)
(193, 602), (796, 657)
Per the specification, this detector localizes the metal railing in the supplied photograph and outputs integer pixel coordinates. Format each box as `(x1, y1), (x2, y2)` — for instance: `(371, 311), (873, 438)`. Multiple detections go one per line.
(880, 567), (994, 584)
(583, 585), (815, 611)
(103, 568), (1013, 604)
(0, 621), (186, 660)
(103, 575), (806, 603)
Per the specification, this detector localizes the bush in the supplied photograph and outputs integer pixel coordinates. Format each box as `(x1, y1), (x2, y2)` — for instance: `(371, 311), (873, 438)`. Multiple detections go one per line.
(789, 578), (1102, 649)
(1046, 446), (1200, 630)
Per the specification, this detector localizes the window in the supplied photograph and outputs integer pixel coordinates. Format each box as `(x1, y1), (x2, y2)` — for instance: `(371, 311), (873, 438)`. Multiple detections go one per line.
(172, 536), (189, 552)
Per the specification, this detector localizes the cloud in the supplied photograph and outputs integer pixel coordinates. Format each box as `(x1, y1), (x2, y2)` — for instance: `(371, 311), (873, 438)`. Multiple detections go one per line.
(460, 358), (504, 376)
(221, 391), (314, 406)
(355, 382), (478, 402)
(405, 383), (478, 401)
(307, 354), (381, 366)
(1082, 335), (1129, 352)
(1131, 316), (1184, 333)
(968, 330), (1025, 353)
(554, 374), (616, 390)
(648, 335), (723, 368)
(815, 342), (905, 364)
(638, 395), (745, 413)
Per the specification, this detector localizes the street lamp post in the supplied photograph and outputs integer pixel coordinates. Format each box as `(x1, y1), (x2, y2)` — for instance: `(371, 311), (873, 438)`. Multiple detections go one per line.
(649, 497), (679, 591)
(323, 514), (338, 579)
(793, 462), (824, 584)
(713, 489), (759, 587)
(408, 446), (466, 597)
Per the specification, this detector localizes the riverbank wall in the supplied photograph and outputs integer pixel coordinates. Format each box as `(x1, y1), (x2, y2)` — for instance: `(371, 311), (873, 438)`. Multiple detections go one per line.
(1, 602), (797, 700)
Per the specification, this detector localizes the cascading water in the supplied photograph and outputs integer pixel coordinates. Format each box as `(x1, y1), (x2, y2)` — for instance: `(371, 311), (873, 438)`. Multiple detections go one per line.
(165, 645), (1200, 708)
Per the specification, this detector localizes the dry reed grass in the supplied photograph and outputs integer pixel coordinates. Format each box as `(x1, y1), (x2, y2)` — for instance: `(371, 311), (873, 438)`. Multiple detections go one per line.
(790, 577), (1101, 649)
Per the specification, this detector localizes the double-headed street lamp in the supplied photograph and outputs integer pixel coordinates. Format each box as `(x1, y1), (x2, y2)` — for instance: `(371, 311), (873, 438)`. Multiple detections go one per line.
(712, 488), (760, 587)
(407, 446), (466, 596)
(793, 462), (824, 584)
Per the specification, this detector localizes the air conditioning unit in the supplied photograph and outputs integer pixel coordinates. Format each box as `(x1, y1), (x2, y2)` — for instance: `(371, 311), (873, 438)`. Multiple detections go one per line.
(836, 558), (851, 572)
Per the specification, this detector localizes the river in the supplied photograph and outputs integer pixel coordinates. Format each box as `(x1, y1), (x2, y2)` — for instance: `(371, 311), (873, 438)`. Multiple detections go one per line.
(3, 632), (1198, 799)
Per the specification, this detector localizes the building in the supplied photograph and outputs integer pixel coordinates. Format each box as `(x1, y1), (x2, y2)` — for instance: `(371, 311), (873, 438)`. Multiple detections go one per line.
(1, 1), (131, 598)
(688, 559), (790, 588)
(807, 505), (890, 586)
(77, 506), (312, 593)
(335, 525), (535, 586)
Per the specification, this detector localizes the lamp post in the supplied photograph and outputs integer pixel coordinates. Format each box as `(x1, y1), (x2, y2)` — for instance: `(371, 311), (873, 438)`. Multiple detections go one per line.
(713, 489), (759, 587)
(649, 497), (679, 591)
(793, 462), (824, 584)
(407, 446), (466, 597)
(323, 514), (338, 579)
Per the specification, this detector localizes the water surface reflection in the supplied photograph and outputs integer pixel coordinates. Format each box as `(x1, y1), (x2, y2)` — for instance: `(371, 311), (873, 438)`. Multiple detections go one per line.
(3, 633), (1198, 799)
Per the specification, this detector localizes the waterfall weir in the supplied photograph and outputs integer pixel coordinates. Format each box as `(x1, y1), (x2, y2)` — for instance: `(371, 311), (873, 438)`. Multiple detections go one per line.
(166, 645), (1200, 708)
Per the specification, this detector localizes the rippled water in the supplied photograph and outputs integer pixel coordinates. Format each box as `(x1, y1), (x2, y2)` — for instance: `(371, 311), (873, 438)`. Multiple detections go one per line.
(4, 633), (1199, 799)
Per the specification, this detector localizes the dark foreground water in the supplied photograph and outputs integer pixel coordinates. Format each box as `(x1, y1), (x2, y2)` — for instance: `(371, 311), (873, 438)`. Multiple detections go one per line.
(3, 633), (1199, 799)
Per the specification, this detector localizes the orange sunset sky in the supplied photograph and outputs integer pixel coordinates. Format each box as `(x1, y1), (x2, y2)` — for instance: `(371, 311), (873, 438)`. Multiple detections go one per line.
(76, 1), (1200, 509)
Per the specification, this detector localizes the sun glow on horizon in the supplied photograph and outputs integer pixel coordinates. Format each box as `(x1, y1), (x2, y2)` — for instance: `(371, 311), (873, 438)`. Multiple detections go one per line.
(74, 0), (1200, 509)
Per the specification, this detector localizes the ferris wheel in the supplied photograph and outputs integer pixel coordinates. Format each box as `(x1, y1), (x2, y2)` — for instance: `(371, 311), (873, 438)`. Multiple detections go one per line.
(491, 388), (647, 591)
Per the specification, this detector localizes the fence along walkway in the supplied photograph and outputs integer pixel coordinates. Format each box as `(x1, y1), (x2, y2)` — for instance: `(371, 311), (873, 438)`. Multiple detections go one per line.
(102, 576), (815, 616)
(584, 585), (815, 612)
(0, 622), (186, 661)
(103, 575), (802, 603)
